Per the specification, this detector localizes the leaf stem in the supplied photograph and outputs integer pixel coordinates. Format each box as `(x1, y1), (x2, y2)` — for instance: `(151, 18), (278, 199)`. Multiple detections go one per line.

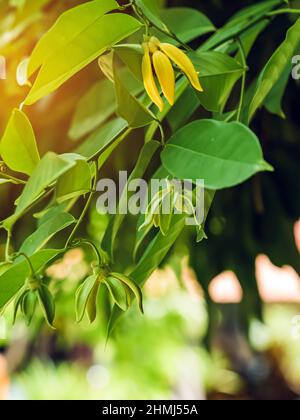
(0, 171), (26, 185)
(267, 8), (300, 16)
(5, 230), (12, 262)
(236, 38), (247, 122)
(130, 0), (191, 51)
(65, 160), (99, 248)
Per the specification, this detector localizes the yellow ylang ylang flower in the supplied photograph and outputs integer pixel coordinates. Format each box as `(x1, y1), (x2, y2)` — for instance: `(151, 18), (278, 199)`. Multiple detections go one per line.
(142, 36), (203, 112)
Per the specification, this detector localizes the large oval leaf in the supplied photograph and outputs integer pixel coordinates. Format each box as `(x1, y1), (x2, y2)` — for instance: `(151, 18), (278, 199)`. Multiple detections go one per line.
(25, 1), (142, 105)
(27, 0), (118, 77)
(191, 51), (244, 112)
(0, 109), (40, 176)
(161, 120), (272, 190)
(248, 18), (300, 121)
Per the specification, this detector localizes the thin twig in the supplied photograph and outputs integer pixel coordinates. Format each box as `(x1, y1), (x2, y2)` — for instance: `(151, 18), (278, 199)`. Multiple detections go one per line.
(236, 38), (247, 122)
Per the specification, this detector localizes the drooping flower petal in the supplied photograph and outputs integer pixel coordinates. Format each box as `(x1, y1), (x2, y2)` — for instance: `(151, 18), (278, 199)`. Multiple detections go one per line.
(152, 50), (175, 106)
(142, 44), (164, 112)
(159, 43), (203, 92)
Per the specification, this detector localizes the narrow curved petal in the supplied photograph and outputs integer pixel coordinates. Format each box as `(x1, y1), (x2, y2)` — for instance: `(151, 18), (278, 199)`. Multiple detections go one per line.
(142, 50), (164, 112)
(152, 51), (175, 106)
(160, 43), (203, 92)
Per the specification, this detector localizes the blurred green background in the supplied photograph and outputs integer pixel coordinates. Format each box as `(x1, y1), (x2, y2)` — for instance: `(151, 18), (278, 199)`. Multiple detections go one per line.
(0, 0), (300, 400)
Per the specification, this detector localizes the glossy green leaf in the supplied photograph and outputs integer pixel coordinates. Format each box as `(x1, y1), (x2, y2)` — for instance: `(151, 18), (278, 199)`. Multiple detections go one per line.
(228, 0), (281, 25)
(28, 0), (118, 76)
(0, 262), (13, 276)
(2, 152), (79, 230)
(56, 159), (92, 203)
(0, 109), (40, 176)
(114, 61), (153, 128)
(202, 0), (281, 51)
(264, 60), (292, 118)
(0, 250), (61, 310)
(115, 45), (143, 82)
(248, 18), (300, 121)
(191, 52), (244, 112)
(98, 50), (114, 82)
(75, 118), (127, 161)
(19, 213), (76, 256)
(135, 0), (167, 31)
(25, 2), (142, 104)
(69, 68), (143, 140)
(69, 79), (117, 141)
(161, 120), (272, 190)
(167, 86), (200, 132)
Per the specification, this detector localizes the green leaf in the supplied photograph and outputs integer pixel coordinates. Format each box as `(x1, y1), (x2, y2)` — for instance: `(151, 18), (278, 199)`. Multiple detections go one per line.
(98, 50), (115, 82)
(0, 109), (40, 176)
(0, 249), (61, 310)
(75, 274), (98, 322)
(235, 20), (269, 60)
(2, 152), (79, 230)
(69, 68), (143, 140)
(228, 0), (281, 26)
(0, 262), (13, 276)
(37, 285), (55, 328)
(104, 277), (129, 311)
(114, 60), (153, 128)
(69, 79), (117, 141)
(19, 212), (76, 256)
(115, 45), (144, 82)
(167, 86), (200, 132)
(264, 60), (292, 118)
(191, 52), (244, 112)
(25, 2), (142, 104)
(135, 0), (167, 31)
(28, 0), (118, 76)
(102, 140), (160, 258)
(161, 120), (272, 190)
(152, 7), (215, 44)
(74, 118), (127, 161)
(202, 0), (281, 51)
(248, 18), (300, 121)
(56, 159), (92, 203)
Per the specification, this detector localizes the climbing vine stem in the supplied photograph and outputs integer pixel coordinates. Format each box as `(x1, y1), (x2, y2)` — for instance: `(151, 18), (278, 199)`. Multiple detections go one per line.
(66, 160), (99, 248)
(236, 38), (247, 123)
